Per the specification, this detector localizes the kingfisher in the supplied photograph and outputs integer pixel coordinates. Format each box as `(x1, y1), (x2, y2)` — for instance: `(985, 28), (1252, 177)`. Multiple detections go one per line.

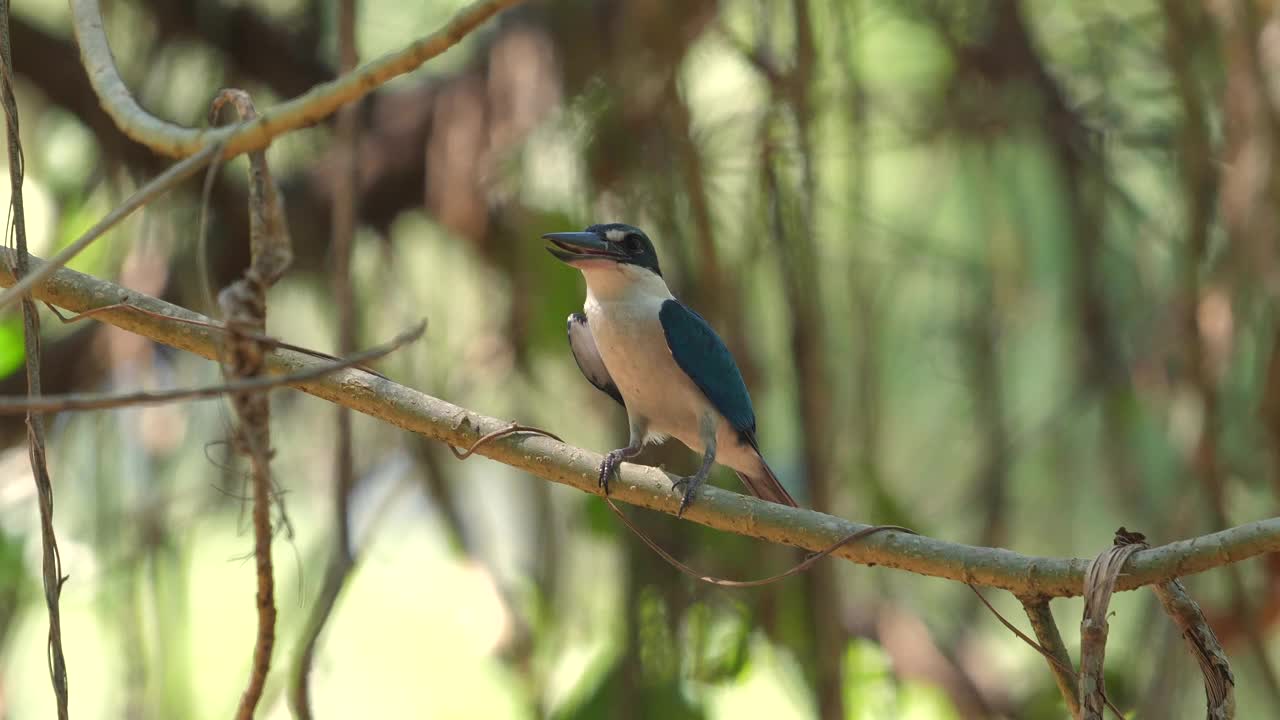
(543, 223), (798, 514)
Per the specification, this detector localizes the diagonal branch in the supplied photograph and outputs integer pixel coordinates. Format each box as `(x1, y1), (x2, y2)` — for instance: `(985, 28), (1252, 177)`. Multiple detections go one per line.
(0, 323), (421, 413)
(0, 0), (523, 315)
(1151, 577), (1236, 718)
(1021, 596), (1082, 719)
(1, 248), (1280, 598)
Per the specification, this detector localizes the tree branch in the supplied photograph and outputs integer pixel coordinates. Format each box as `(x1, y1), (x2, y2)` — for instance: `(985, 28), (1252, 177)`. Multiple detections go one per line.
(1021, 596), (1082, 719)
(1, 248), (1280, 598)
(1151, 577), (1236, 718)
(70, 0), (524, 159)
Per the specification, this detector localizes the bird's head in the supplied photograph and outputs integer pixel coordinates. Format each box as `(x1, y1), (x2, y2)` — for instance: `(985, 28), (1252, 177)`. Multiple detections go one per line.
(543, 223), (663, 278)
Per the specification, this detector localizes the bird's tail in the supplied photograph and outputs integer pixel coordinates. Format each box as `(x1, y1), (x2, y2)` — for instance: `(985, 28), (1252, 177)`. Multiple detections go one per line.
(735, 457), (799, 508)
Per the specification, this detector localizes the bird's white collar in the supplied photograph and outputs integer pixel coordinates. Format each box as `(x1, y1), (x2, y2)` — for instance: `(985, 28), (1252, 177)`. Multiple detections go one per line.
(580, 263), (672, 304)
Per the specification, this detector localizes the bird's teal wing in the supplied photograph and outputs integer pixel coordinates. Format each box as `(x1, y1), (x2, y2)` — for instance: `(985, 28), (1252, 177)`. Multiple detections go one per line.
(567, 313), (625, 408)
(658, 300), (755, 434)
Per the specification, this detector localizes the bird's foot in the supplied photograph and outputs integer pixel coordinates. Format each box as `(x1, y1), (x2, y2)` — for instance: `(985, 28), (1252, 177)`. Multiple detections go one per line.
(670, 474), (705, 517)
(598, 449), (627, 495)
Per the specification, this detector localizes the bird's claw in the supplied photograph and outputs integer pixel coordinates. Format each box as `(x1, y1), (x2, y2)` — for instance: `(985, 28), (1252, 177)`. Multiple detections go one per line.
(671, 476), (699, 517)
(598, 450), (623, 495)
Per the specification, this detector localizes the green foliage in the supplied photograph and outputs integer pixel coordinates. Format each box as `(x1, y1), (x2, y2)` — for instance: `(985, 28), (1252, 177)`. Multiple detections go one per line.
(0, 530), (28, 639)
(0, 317), (25, 379)
(637, 585), (678, 686)
(682, 600), (751, 685)
(579, 496), (621, 539)
(844, 640), (961, 720)
(54, 190), (116, 275)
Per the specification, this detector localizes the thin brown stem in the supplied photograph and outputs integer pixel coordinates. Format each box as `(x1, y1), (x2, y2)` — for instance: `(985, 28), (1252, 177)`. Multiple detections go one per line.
(216, 89), (291, 720)
(235, 442), (275, 720)
(0, 1), (67, 715)
(970, 588), (1121, 718)
(44, 301), (389, 380)
(0, 323), (420, 413)
(449, 423), (563, 460)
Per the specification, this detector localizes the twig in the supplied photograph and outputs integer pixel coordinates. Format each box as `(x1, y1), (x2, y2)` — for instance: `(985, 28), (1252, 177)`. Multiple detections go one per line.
(1020, 596), (1083, 719)
(0, 143), (219, 312)
(0, 323), (421, 413)
(3, 251), (1280, 597)
(44, 301), (389, 380)
(448, 423), (562, 459)
(1150, 577), (1236, 718)
(0, 1), (67, 715)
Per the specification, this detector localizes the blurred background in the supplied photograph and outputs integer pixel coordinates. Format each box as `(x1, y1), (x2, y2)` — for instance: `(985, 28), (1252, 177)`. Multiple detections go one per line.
(0, 0), (1277, 717)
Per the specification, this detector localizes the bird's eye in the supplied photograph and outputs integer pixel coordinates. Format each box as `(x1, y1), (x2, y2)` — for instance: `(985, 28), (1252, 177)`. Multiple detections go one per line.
(623, 234), (644, 253)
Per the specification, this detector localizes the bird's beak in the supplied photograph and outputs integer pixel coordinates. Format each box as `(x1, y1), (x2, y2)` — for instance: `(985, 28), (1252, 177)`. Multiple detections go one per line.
(542, 231), (623, 266)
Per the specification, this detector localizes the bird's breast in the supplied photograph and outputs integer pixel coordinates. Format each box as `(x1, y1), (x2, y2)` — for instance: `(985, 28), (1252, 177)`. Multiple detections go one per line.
(584, 296), (670, 387)
(584, 296), (706, 435)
